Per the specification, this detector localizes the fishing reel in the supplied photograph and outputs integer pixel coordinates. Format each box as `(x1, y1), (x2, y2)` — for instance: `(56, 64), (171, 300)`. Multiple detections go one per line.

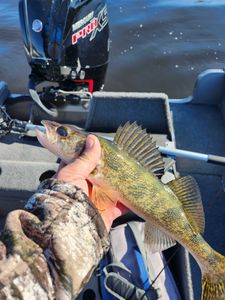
(0, 106), (44, 138)
(0, 106), (13, 136)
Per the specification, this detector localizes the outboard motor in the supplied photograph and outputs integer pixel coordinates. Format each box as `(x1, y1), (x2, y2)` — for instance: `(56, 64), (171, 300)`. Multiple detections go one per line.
(19, 0), (109, 116)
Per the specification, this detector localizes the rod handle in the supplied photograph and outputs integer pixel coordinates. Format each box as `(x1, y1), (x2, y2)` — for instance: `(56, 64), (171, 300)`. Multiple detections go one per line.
(208, 154), (225, 166)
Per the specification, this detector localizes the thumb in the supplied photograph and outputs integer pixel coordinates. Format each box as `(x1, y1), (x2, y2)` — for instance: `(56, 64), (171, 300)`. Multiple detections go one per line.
(72, 134), (101, 178)
(56, 135), (101, 181)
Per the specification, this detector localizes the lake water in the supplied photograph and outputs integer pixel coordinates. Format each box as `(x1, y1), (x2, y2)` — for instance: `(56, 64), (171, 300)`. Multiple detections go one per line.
(0, 0), (225, 98)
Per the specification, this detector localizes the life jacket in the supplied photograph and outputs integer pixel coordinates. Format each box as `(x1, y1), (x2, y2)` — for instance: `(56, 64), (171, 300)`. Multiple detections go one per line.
(76, 219), (181, 300)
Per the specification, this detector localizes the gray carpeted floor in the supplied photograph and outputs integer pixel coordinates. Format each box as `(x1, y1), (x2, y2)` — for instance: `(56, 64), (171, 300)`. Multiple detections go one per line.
(0, 134), (58, 218)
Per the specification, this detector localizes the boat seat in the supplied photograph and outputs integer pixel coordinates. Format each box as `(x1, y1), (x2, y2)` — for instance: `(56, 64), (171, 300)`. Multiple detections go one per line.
(191, 69), (225, 105)
(171, 68), (225, 176)
(85, 92), (175, 142)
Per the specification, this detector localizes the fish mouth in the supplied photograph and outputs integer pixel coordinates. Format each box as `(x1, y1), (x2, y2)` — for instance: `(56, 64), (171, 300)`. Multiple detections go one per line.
(41, 120), (61, 131)
(36, 120), (87, 163)
(36, 120), (59, 150)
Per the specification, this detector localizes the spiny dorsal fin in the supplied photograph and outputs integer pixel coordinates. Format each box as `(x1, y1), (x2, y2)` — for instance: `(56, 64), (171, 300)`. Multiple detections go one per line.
(167, 176), (205, 234)
(144, 221), (176, 253)
(114, 122), (164, 177)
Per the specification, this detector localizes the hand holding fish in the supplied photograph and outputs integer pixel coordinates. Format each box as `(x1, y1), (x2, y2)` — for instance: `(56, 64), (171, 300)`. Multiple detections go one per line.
(55, 134), (126, 232)
(55, 135), (101, 196)
(0, 134), (112, 299)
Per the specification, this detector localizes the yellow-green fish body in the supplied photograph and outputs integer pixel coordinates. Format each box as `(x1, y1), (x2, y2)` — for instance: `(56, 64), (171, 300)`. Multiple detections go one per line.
(95, 137), (181, 226)
(96, 137), (219, 269)
(37, 120), (225, 300)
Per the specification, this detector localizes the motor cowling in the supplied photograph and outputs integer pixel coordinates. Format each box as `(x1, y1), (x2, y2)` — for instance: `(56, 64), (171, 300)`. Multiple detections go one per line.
(19, 0), (109, 99)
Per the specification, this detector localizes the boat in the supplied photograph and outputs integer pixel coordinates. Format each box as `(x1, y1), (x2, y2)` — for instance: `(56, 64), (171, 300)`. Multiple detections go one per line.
(1, 0), (225, 298)
(0, 67), (225, 299)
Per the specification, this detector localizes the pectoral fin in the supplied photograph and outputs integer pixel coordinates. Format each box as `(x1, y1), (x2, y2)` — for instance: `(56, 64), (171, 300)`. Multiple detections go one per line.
(167, 175), (205, 234)
(91, 186), (118, 212)
(144, 221), (176, 253)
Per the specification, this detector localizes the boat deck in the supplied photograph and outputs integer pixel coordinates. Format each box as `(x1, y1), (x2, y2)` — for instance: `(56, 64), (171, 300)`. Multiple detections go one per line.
(0, 69), (225, 299)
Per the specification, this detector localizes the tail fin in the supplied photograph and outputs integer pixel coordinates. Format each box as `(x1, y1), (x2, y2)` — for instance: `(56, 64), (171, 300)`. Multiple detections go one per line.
(202, 252), (225, 300)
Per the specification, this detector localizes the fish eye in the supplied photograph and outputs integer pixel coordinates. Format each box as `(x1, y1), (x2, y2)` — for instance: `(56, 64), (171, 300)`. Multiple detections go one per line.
(56, 126), (68, 137)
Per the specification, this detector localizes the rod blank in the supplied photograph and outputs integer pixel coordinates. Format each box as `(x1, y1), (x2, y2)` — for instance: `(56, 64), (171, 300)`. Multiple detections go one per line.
(159, 146), (225, 166)
(26, 126), (225, 166)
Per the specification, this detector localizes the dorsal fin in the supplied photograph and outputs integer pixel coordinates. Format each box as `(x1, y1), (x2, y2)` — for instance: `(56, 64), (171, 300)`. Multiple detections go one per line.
(167, 176), (205, 234)
(114, 122), (164, 177)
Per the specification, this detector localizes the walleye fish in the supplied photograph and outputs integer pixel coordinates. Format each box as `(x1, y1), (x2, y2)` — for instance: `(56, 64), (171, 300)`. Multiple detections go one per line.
(37, 120), (225, 300)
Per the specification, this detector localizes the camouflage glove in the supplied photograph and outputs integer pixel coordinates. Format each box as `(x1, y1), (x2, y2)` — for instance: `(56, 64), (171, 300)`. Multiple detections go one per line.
(0, 179), (110, 299)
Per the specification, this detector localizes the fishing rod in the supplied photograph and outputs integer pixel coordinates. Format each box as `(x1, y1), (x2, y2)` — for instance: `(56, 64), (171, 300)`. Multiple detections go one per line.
(25, 124), (225, 166)
(0, 106), (225, 166)
(159, 146), (225, 166)
(101, 131), (225, 166)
